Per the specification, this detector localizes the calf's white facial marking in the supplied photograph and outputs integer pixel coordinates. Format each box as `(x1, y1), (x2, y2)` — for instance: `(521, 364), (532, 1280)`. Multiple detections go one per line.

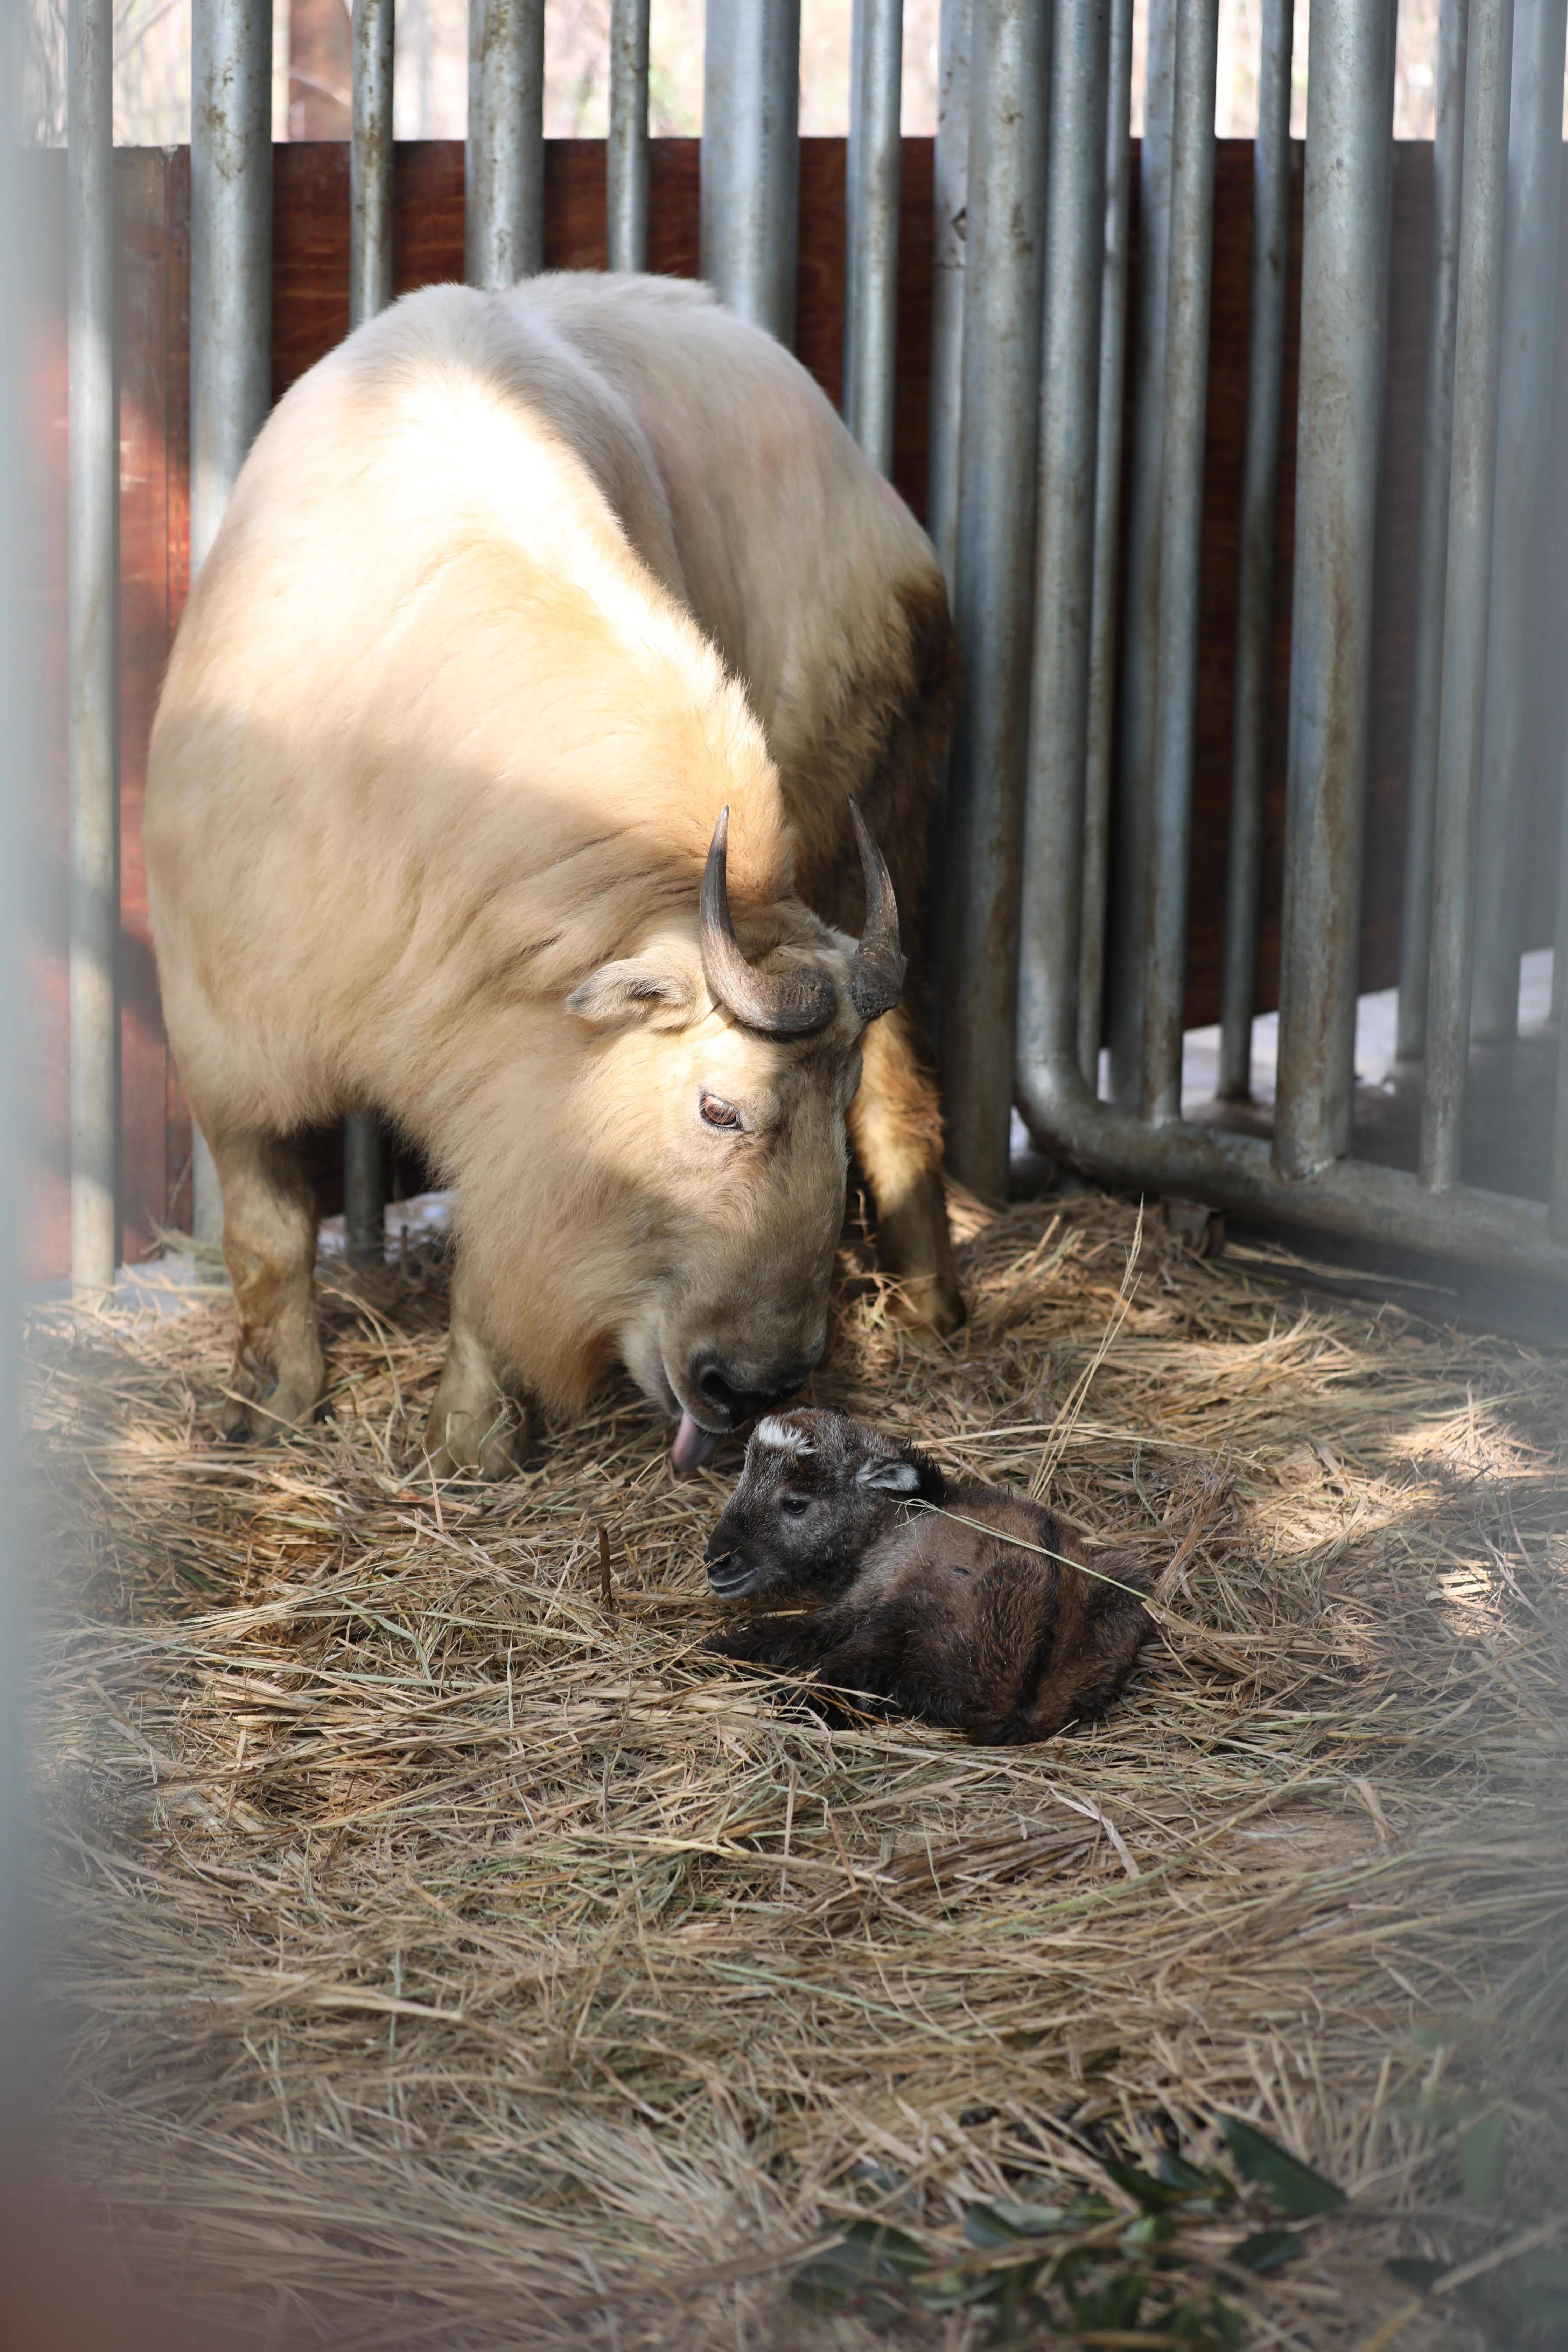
(756, 1416), (814, 1454)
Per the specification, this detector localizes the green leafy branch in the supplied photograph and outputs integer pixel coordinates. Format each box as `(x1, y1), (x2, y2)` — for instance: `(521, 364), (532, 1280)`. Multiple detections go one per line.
(791, 2115), (1348, 2349)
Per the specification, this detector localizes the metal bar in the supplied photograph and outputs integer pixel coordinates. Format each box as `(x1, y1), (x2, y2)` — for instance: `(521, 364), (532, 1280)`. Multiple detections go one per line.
(1469, 0), (1568, 1043)
(68, 0), (119, 1296)
(925, 0), (972, 594)
(345, 0), (396, 1265)
(343, 1115), (390, 1266)
(1272, 0), (1395, 1180)
(1012, 1064), (1568, 1282)
(466, 0), (545, 291)
(1418, 0), (1514, 1190)
(1104, 0), (1176, 1108)
(939, 0), (1049, 1201)
(608, 0), (651, 273)
(700, 0), (803, 345)
(1216, 0), (1293, 1102)
(1553, 740), (1568, 1239)
(1017, 0), (1111, 1094)
(843, 0), (903, 476)
(350, 0), (395, 329)
(190, 0), (272, 1245)
(1074, 0), (1134, 1089)
(1140, 0), (1220, 1126)
(1394, 0), (1469, 1065)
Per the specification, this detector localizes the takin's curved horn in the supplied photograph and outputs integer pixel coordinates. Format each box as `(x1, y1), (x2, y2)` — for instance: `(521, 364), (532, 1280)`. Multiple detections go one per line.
(700, 806), (838, 1036)
(846, 797), (906, 1025)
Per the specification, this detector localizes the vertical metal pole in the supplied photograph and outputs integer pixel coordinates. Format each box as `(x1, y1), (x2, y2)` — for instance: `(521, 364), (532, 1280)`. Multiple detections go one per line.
(1075, 0), (1134, 1089)
(700, 0), (802, 345)
(926, 0), (972, 593)
(190, 0), (272, 1245)
(1272, 0), (1395, 1180)
(344, 0), (396, 1266)
(844, 0), (904, 476)
(1419, 0), (1515, 1189)
(68, 0), (119, 1296)
(1216, 0), (1293, 1102)
(466, 0), (545, 291)
(1017, 0), (1111, 1095)
(350, 0), (395, 329)
(1104, 0), (1176, 1108)
(940, 0), (1049, 1200)
(608, 0), (651, 273)
(1469, 0), (1567, 1042)
(1140, 0), (1220, 1124)
(1553, 743), (1568, 1239)
(1394, 0), (1469, 1065)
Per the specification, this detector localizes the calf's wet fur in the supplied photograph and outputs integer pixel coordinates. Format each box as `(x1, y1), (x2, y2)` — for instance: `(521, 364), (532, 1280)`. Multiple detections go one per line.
(705, 1407), (1152, 1743)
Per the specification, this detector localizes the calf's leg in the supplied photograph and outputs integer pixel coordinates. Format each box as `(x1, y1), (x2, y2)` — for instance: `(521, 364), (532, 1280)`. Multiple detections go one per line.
(848, 1007), (964, 1336)
(424, 1250), (533, 1479)
(209, 1125), (326, 1439)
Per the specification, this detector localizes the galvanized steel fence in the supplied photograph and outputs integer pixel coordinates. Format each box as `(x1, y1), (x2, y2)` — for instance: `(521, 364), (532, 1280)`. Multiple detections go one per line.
(64, 0), (1568, 1295)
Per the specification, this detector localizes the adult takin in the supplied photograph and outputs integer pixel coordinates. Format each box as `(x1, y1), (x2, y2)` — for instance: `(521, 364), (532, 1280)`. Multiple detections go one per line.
(146, 272), (962, 1476)
(705, 1409), (1152, 1742)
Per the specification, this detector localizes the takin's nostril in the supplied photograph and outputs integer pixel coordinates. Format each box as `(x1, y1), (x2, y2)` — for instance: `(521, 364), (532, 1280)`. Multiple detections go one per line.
(692, 1355), (764, 1423)
(693, 1352), (814, 1426)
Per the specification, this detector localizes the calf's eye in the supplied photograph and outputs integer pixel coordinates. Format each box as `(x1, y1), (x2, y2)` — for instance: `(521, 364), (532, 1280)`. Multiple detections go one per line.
(778, 1494), (810, 1519)
(700, 1091), (743, 1131)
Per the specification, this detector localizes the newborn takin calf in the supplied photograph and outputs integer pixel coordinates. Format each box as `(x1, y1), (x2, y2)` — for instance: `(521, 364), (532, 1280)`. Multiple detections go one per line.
(705, 1408), (1151, 1743)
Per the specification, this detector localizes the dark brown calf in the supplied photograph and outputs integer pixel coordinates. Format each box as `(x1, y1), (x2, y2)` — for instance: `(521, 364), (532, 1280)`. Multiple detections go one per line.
(704, 1408), (1152, 1744)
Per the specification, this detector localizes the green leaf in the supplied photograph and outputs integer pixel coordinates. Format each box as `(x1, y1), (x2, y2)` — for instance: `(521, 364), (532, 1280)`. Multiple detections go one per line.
(789, 2219), (932, 2318)
(1171, 2291), (1247, 2351)
(963, 2199), (1068, 2246)
(1159, 2150), (1232, 2198)
(1384, 2257), (1447, 2291)
(1121, 2211), (1176, 2250)
(1068, 2264), (1149, 2331)
(1228, 2228), (1304, 2273)
(1458, 2110), (1507, 2208)
(1105, 2156), (1185, 2211)
(836, 2218), (931, 2275)
(1217, 2116), (1348, 2216)
(1504, 2279), (1568, 2330)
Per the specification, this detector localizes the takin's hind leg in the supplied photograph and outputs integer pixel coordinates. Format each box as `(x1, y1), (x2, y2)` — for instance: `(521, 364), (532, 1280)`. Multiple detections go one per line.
(209, 1125), (327, 1440)
(423, 1250), (534, 1480)
(848, 1006), (964, 1336)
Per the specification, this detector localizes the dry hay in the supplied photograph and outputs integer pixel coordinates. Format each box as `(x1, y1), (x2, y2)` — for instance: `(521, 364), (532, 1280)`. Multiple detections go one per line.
(27, 1191), (1568, 2350)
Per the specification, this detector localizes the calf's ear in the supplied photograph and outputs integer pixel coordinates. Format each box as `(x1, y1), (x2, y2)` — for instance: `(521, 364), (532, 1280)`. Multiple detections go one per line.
(567, 951), (696, 1029)
(856, 1456), (920, 1494)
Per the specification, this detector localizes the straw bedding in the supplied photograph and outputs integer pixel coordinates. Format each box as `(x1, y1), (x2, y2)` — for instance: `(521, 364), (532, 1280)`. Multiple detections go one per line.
(28, 1191), (1568, 2349)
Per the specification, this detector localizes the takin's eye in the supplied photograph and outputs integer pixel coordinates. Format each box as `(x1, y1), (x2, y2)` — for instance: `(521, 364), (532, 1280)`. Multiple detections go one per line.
(777, 1494), (811, 1519)
(700, 1090), (745, 1132)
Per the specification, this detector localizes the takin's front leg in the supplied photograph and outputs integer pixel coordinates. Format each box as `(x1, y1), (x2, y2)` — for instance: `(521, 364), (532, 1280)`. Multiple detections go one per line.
(848, 1006), (964, 1336)
(209, 1125), (327, 1439)
(423, 1250), (534, 1479)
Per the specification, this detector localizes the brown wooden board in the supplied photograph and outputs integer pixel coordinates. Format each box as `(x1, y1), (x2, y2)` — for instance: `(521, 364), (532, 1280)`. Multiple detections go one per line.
(21, 135), (1568, 1279)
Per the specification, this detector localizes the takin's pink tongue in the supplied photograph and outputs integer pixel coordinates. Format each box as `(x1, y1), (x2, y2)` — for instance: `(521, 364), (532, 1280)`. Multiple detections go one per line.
(670, 1412), (721, 1477)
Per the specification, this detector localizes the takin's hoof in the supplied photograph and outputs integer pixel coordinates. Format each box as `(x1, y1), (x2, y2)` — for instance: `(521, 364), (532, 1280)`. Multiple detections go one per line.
(219, 1367), (327, 1442)
(885, 1270), (967, 1339)
(422, 1396), (534, 1481)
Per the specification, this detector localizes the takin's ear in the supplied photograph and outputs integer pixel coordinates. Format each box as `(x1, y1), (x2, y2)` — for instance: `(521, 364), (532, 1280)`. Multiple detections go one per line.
(856, 1455), (922, 1495)
(566, 950), (697, 1030)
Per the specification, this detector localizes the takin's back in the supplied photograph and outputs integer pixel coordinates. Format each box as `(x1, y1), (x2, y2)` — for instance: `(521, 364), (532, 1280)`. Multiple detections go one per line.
(146, 274), (949, 1145)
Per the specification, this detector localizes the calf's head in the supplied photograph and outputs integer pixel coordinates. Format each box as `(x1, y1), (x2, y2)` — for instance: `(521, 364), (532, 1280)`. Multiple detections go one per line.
(567, 807), (906, 1473)
(705, 1406), (941, 1598)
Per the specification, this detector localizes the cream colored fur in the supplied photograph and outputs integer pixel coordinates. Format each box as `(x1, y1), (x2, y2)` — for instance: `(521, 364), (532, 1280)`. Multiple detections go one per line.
(147, 273), (956, 1468)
